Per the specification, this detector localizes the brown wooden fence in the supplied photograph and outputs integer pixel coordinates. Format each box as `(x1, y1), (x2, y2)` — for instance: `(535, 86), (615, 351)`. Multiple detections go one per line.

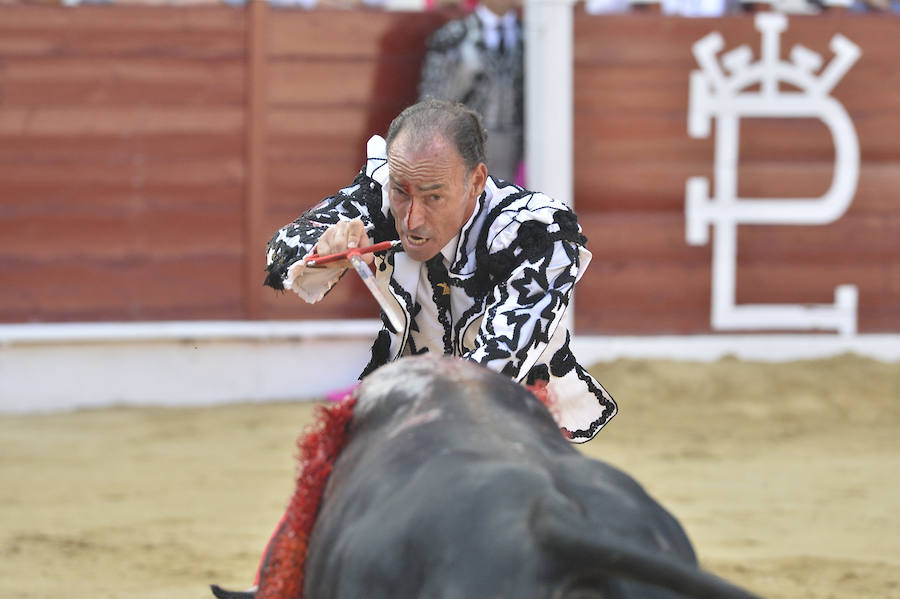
(572, 14), (900, 333)
(0, 5), (897, 333)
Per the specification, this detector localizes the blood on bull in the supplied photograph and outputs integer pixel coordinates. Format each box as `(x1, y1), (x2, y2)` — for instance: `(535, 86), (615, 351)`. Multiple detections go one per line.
(212, 355), (762, 599)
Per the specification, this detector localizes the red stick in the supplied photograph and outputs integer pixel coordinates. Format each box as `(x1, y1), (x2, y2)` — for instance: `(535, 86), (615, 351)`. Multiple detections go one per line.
(305, 240), (399, 266)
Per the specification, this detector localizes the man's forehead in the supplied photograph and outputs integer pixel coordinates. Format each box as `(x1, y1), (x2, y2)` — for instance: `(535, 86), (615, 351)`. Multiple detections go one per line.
(387, 139), (463, 187)
(388, 174), (446, 192)
(388, 130), (458, 163)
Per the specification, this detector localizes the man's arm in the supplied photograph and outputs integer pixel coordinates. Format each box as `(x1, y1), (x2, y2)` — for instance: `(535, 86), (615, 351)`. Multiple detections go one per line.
(264, 170), (395, 303)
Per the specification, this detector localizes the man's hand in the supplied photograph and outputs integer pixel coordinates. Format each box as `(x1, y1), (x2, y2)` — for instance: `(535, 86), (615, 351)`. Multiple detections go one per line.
(311, 219), (375, 267)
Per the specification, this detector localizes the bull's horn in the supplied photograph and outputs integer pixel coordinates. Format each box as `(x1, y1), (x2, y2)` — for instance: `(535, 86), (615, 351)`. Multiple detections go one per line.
(209, 584), (256, 599)
(531, 499), (763, 599)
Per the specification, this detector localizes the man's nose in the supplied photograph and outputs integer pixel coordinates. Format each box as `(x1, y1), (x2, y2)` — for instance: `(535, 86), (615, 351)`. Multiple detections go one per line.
(406, 198), (426, 231)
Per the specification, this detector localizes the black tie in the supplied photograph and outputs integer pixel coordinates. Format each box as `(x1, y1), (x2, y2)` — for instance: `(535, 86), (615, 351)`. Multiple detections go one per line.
(425, 255), (454, 355)
(497, 27), (506, 55)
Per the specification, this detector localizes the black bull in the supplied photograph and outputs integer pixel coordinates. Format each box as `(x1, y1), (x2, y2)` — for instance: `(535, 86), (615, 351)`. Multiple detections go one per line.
(213, 355), (761, 599)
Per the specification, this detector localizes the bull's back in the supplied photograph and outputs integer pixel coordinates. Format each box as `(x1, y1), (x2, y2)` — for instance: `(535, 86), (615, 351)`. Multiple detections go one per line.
(305, 416), (565, 597)
(300, 356), (755, 599)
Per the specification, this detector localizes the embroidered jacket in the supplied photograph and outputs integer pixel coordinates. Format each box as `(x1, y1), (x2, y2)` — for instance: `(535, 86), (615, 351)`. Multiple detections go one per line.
(264, 136), (616, 442)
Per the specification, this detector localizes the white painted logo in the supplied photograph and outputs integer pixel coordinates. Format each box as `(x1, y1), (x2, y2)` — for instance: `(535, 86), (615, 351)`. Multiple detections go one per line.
(686, 13), (861, 336)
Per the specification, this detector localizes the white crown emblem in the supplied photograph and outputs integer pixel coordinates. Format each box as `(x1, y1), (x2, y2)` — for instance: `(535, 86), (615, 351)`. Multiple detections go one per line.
(685, 13), (862, 335)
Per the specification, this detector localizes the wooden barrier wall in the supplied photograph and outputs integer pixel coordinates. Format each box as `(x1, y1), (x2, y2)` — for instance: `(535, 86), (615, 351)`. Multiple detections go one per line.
(0, 6), (249, 322)
(258, 7), (449, 320)
(572, 14), (900, 333)
(0, 4), (448, 324)
(0, 6), (897, 333)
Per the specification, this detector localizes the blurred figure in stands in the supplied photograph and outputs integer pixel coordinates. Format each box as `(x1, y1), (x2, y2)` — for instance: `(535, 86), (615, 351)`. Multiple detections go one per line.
(583, 0), (631, 12)
(848, 0), (900, 10)
(418, 0), (523, 184)
(584, 0), (739, 13)
(660, 0), (734, 14)
(224, 0), (386, 6)
(265, 0), (385, 7)
(425, 0), (478, 10)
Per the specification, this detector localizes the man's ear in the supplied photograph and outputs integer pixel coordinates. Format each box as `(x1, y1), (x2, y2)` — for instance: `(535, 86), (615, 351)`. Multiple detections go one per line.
(470, 162), (488, 199)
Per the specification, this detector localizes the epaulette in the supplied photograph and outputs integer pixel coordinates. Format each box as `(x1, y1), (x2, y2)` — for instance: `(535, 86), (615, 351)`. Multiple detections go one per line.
(426, 18), (469, 52)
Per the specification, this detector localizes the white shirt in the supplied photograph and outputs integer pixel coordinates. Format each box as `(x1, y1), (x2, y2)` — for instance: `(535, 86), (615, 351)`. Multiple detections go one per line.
(475, 4), (519, 53)
(408, 235), (460, 355)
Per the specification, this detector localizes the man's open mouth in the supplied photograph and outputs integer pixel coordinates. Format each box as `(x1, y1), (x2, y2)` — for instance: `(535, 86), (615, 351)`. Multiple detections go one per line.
(406, 233), (428, 246)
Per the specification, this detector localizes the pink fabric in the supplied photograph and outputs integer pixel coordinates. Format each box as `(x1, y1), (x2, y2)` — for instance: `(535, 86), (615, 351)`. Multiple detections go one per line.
(514, 161), (526, 187)
(325, 382), (360, 402)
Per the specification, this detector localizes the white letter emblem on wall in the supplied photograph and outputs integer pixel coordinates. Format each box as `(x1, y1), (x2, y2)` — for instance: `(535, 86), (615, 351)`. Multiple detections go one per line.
(685, 13), (861, 336)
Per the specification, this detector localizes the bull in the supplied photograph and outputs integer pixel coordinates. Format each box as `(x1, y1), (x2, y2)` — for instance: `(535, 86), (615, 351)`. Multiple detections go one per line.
(213, 355), (760, 599)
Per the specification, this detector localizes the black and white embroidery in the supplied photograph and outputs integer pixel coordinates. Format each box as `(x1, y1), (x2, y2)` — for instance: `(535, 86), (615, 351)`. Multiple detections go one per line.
(265, 136), (617, 442)
(425, 256), (455, 356)
(263, 170), (396, 290)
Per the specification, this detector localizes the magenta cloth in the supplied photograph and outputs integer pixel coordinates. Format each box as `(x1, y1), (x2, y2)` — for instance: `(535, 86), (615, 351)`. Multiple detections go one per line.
(325, 382), (360, 402)
(514, 161), (526, 187)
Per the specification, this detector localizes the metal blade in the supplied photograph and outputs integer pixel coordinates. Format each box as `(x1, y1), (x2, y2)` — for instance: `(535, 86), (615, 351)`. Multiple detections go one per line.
(348, 252), (405, 333)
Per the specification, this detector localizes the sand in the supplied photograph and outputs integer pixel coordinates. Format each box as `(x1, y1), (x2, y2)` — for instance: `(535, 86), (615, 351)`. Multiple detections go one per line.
(1, 354), (898, 598)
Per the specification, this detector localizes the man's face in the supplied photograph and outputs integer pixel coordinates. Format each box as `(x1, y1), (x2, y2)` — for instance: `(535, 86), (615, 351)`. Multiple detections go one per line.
(387, 133), (486, 262)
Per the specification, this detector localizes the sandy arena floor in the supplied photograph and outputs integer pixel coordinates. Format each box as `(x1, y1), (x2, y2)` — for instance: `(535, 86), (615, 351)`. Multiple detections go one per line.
(1, 354), (898, 598)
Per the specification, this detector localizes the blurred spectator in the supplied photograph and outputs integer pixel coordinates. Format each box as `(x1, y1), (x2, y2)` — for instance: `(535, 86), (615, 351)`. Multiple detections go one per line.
(661, 0), (734, 13)
(425, 0), (477, 10)
(425, 0), (478, 12)
(266, 0), (386, 6)
(418, 0), (523, 184)
(61, 0), (227, 4)
(848, 0), (899, 9)
(584, 0), (631, 13)
(585, 0), (740, 13)
(739, 0), (822, 11)
(51, 0), (388, 5)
